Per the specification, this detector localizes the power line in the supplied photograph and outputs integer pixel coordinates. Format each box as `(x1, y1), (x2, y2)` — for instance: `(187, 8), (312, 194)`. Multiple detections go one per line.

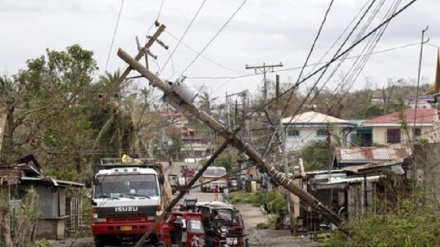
(165, 31), (250, 75)
(104, 0), (125, 72)
(159, 0), (208, 75)
(156, 0), (165, 21)
(185, 42), (420, 80)
(269, 0), (378, 156)
(266, 0), (334, 156)
(247, 0), (418, 126)
(180, 0), (248, 76)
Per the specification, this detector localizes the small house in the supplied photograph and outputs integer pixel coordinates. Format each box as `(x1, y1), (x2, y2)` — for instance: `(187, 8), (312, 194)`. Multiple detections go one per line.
(281, 111), (356, 151)
(0, 155), (84, 240)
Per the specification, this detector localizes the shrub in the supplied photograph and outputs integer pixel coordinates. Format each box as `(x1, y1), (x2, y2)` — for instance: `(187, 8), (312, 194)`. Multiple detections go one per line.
(324, 200), (440, 247)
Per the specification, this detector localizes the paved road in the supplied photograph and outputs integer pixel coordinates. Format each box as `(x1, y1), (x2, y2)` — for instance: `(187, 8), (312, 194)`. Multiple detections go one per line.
(49, 162), (321, 247)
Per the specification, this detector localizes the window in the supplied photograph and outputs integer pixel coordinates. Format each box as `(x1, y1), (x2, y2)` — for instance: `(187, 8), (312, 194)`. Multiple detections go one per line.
(413, 128), (421, 137)
(93, 174), (158, 199)
(317, 129), (327, 136)
(386, 128), (401, 144)
(287, 129), (300, 137)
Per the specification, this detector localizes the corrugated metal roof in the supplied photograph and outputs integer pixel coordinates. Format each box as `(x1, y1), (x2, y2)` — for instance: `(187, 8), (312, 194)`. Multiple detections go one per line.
(281, 111), (355, 126)
(21, 176), (84, 187)
(341, 159), (406, 174)
(336, 146), (412, 164)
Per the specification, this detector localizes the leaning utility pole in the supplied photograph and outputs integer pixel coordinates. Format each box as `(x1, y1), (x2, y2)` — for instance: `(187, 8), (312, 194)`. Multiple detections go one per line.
(101, 24), (166, 103)
(117, 49), (343, 232)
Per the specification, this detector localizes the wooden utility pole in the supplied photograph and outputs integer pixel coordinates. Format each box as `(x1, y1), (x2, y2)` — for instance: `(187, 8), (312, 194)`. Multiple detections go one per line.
(277, 75), (295, 233)
(101, 24), (166, 103)
(117, 49), (343, 230)
(245, 63), (283, 114)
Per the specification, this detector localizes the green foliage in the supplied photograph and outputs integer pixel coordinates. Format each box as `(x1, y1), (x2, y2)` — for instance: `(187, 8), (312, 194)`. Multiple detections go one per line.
(256, 222), (270, 229)
(167, 133), (183, 161)
(9, 187), (40, 247)
(229, 190), (287, 215)
(296, 140), (333, 171)
(229, 191), (259, 206)
(26, 239), (49, 247)
(215, 152), (233, 173)
(0, 44), (98, 180)
(324, 200), (440, 247)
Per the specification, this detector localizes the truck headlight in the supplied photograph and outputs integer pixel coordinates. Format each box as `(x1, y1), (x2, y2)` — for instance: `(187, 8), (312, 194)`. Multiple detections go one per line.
(226, 237), (237, 245)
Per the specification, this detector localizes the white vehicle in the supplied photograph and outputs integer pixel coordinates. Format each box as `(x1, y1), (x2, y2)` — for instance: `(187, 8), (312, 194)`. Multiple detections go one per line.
(89, 158), (165, 247)
(200, 166), (228, 192)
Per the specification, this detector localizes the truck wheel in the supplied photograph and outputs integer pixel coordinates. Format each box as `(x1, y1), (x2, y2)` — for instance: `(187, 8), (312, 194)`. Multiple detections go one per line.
(156, 241), (167, 247)
(93, 236), (106, 247)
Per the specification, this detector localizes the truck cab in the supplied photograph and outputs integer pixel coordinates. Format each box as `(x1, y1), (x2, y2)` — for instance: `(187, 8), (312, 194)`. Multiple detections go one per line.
(90, 158), (165, 247)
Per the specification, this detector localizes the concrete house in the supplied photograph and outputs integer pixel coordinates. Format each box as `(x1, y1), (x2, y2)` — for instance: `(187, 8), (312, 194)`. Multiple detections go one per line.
(362, 108), (439, 145)
(281, 111), (356, 151)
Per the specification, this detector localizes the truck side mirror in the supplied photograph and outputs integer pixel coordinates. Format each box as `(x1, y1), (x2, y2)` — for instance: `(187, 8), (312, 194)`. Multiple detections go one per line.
(158, 174), (165, 185)
(84, 179), (92, 188)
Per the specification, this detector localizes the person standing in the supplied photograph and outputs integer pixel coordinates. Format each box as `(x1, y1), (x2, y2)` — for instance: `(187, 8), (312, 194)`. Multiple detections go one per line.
(214, 185), (219, 201)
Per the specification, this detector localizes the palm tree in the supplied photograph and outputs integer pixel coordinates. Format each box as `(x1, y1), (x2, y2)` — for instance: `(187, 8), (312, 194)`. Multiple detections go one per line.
(94, 71), (160, 158)
(198, 91), (217, 115)
(94, 70), (133, 157)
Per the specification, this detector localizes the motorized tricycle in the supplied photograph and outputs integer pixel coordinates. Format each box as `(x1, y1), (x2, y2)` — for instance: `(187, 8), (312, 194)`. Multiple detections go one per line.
(196, 201), (249, 247)
(159, 210), (206, 247)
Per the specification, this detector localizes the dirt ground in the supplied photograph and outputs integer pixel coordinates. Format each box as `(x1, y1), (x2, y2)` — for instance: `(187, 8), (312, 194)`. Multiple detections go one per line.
(235, 204), (322, 247)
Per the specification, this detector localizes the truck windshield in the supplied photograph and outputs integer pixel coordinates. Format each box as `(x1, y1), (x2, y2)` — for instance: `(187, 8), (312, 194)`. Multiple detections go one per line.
(94, 174), (158, 199)
(202, 167), (226, 177)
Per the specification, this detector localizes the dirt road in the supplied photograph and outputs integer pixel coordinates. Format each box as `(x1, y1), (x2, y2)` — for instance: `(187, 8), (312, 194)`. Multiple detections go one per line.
(235, 204), (321, 247)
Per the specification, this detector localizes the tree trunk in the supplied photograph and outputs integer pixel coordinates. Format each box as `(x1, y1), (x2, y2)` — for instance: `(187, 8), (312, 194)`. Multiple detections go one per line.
(0, 185), (13, 247)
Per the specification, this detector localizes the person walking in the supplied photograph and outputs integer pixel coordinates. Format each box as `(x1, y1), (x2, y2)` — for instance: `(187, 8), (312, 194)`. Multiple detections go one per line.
(213, 185), (219, 201)
(222, 187), (230, 203)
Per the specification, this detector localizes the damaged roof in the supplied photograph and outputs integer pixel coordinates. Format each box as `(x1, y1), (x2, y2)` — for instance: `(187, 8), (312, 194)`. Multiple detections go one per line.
(335, 146), (412, 165)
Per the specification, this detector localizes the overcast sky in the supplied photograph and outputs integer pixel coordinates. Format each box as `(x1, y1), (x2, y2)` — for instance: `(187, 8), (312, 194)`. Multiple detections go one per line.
(2, 0), (440, 102)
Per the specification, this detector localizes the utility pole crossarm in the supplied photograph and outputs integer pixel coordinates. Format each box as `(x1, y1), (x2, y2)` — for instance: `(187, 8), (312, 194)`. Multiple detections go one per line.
(101, 24), (166, 103)
(117, 48), (343, 229)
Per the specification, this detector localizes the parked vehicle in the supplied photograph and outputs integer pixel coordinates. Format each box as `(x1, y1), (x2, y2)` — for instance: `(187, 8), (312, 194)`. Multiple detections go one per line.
(159, 210), (206, 247)
(88, 156), (166, 247)
(200, 167), (228, 192)
(161, 198), (229, 247)
(196, 201), (249, 247)
(228, 179), (239, 192)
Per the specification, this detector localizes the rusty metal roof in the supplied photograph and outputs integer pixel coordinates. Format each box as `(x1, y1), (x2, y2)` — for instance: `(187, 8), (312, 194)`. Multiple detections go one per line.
(335, 146), (412, 164)
(341, 159), (407, 174)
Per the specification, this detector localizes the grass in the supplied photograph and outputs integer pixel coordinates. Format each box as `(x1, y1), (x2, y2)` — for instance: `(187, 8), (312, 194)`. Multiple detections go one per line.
(229, 191), (260, 206)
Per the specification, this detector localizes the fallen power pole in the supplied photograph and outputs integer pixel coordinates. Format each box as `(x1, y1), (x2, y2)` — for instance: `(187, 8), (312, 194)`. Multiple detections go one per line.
(117, 48), (343, 230)
(134, 139), (233, 247)
(101, 24), (166, 103)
